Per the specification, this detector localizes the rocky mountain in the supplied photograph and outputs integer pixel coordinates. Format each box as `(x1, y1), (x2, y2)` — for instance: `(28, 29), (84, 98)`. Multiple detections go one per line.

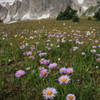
(0, 0), (99, 23)
(84, 1), (100, 16)
(0, 4), (8, 21)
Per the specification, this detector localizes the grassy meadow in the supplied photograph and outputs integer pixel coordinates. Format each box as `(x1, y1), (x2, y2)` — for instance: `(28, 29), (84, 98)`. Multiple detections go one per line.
(0, 18), (100, 100)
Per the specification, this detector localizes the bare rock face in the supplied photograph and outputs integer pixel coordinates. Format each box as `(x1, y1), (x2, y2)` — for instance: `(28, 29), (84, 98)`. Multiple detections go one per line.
(72, 0), (98, 15)
(0, 0), (99, 23)
(0, 4), (8, 21)
(83, 0), (100, 16)
(4, 0), (71, 23)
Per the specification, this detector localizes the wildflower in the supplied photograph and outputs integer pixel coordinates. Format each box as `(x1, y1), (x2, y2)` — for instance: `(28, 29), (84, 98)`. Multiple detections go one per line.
(58, 58), (61, 61)
(25, 43), (29, 46)
(86, 31), (91, 36)
(15, 70), (26, 77)
(31, 45), (36, 50)
(59, 67), (67, 74)
(20, 44), (26, 49)
(10, 43), (13, 46)
(81, 52), (86, 56)
(95, 40), (99, 43)
(46, 40), (51, 42)
(45, 46), (51, 50)
(48, 63), (57, 69)
(98, 45), (100, 48)
(92, 45), (97, 48)
(96, 54), (100, 57)
(40, 58), (50, 65)
(96, 58), (100, 62)
(61, 38), (66, 43)
(72, 47), (78, 51)
(96, 66), (99, 69)
(58, 75), (70, 84)
(29, 56), (35, 60)
(50, 43), (53, 47)
(57, 45), (60, 48)
(39, 52), (47, 57)
(43, 88), (57, 99)
(29, 36), (34, 39)
(26, 67), (31, 71)
(66, 67), (74, 75)
(66, 94), (76, 100)
(14, 34), (18, 38)
(90, 49), (96, 53)
(39, 68), (48, 77)
(23, 51), (32, 56)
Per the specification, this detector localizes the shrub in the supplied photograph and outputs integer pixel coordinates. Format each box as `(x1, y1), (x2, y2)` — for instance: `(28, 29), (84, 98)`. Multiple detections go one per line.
(94, 9), (100, 20)
(56, 6), (77, 20)
(0, 20), (3, 23)
(88, 17), (92, 20)
(72, 16), (80, 22)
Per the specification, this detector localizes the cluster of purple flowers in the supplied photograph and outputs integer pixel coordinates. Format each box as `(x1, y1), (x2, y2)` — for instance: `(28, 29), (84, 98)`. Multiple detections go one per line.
(23, 51), (32, 56)
(39, 68), (49, 77)
(40, 58), (50, 65)
(15, 70), (26, 78)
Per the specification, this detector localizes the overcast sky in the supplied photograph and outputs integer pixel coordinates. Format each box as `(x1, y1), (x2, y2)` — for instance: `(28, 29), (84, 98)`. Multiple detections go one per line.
(0, 0), (15, 2)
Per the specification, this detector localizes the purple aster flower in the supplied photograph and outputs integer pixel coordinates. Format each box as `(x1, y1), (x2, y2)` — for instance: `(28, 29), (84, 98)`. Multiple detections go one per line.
(39, 68), (49, 77)
(48, 63), (57, 69)
(66, 67), (74, 75)
(59, 67), (67, 74)
(58, 75), (70, 84)
(98, 45), (100, 48)
(43, 87), (57, 100)
(92, 45), (97, 48)
(96, 54), (100, 57)
(66, 94), (76, 100)
(39, 52), (47, 57)
(96, 58), (100, 62)
(31, 45), (36, 50)
(23, 51), (32, 56)
(40, 58), (50, 65)
(15, 70), (26, 77)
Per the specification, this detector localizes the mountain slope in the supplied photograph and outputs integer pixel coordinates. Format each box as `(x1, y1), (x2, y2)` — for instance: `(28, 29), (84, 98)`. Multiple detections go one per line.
(0, 0), (99, 23)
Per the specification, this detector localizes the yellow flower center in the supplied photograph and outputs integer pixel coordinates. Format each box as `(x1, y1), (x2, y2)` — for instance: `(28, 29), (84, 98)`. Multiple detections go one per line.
(61, 70), (64, 72)
(67, 71), (71, 74)
(47, 90), (53, 95)
(68, 96), (74, 100)
(42, 72), (47, 75)
(61, 78), (68, 82)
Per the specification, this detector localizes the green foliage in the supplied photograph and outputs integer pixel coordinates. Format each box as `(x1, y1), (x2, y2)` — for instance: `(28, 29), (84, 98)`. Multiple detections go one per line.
(88, 17), (92, 20)
(56, 6), (78, 20)
(72, 16), (80, 22)
(0, 20), (3, 23)
(94, 9), (100, 20)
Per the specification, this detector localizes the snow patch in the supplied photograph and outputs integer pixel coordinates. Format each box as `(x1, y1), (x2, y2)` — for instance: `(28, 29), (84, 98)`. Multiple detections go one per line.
(37, 14), (50, 20)
(22, 12), (31, 20)
(78, 0), (84, 4)
(82, 6), (88, 11)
